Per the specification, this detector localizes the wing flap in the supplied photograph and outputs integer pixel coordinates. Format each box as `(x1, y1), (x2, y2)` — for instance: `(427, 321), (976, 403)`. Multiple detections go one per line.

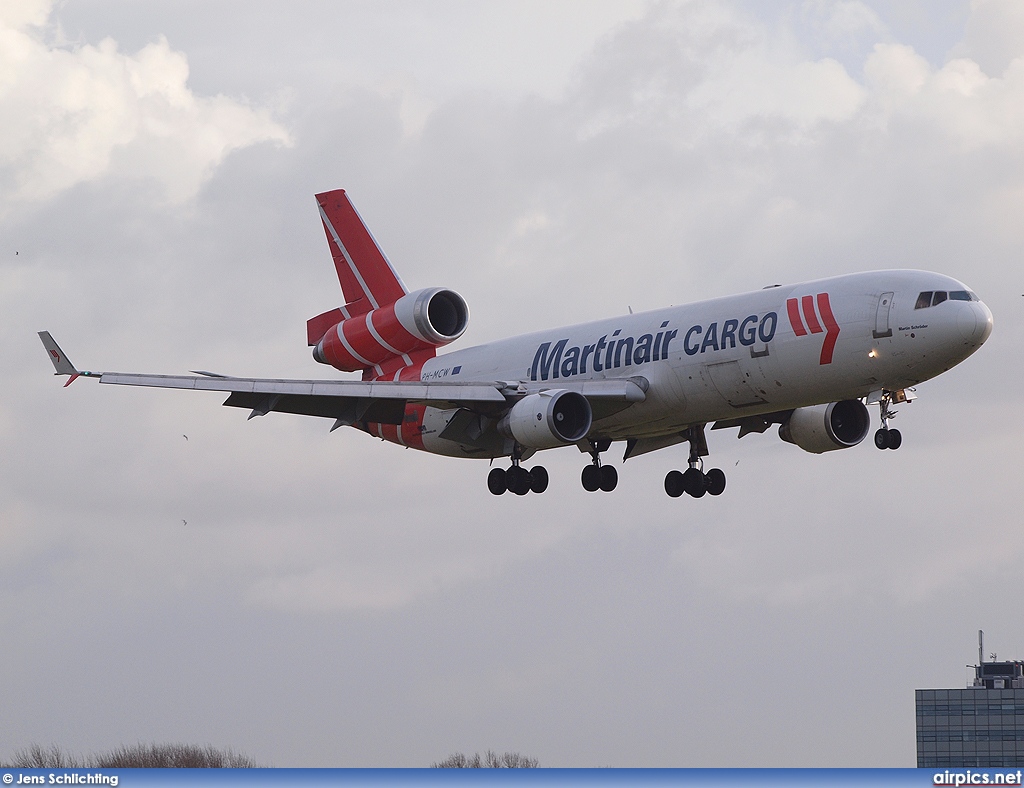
(98, 372), (507, 405)
(222, 392), (407, 424)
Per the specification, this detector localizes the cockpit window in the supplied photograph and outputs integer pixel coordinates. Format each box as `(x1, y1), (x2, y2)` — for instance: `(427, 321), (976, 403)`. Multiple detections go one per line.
(917, 289), (978, 309)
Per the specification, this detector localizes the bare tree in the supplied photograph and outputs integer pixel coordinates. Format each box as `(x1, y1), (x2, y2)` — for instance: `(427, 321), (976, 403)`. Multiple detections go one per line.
(3, 743), (257, 768)
(432, 750), (539, 768)
(94, 744), (257, 768)
(6, 744), (83, 768)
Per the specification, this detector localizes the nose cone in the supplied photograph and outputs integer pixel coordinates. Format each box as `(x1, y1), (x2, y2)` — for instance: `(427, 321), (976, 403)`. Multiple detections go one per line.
(977, 301), (994, 344)
(957, 300), (994, 347)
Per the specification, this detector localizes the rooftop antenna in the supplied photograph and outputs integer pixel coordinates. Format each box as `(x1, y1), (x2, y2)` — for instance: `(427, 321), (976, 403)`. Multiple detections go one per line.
(979, 630), (984, 664)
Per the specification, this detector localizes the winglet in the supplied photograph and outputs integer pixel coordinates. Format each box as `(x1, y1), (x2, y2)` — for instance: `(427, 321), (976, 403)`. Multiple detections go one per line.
(38, 331), (91, 386)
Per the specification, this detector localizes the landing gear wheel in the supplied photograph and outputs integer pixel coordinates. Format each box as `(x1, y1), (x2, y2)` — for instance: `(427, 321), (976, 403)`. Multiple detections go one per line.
(487, 467), (507, 495)
(875, 428), (903, 450)
(507, 465), (531, 496)
(581, 464), (601, 492)
(875, 390), (906, 450)
(665, 470), (685, 498)
(681, 467), (707, 498)
(529, 466), (549, 494)
(599, 465), (618, 492)
(705, 468), (726, 496)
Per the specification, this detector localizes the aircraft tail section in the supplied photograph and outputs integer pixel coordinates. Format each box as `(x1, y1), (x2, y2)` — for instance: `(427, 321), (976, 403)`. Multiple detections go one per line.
(316, 189), (407, 315)
(309, 190), (469, 380)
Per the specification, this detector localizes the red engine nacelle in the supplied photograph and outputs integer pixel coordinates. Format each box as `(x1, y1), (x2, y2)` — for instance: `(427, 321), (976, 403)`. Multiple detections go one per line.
(312, 287), (469, 373)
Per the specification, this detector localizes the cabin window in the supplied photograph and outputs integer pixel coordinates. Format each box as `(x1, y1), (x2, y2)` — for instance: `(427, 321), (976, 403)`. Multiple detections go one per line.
(915, 291), (933, 309)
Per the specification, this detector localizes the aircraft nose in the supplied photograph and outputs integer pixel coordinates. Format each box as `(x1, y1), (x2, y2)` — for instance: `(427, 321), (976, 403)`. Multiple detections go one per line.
(977, 301), (994, 344)
(957, 300), (993, 346)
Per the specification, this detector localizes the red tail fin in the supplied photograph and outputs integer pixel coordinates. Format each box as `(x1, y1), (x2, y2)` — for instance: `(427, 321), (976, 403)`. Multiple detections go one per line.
(316, 189), (407, 315)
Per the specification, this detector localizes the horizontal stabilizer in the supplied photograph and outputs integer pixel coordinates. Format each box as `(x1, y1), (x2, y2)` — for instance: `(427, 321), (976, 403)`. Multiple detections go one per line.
(307, 307), (344, 347)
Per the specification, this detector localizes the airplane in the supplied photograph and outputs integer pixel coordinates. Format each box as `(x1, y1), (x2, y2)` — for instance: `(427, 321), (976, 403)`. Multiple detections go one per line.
(40, 188), (993, 498)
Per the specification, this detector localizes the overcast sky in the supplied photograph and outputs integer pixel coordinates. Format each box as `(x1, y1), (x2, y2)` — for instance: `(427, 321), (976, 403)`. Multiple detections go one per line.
(2, 0), (1023, 768)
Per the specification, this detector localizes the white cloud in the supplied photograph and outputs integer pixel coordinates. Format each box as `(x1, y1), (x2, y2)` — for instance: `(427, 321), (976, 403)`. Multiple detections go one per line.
(0, 0), (49, 30)
(569, 2), (867, 146)
(959, 0), (1024, 76)
(804, 0), (887, 39)
(686, 51), (866, 137)
(0, 3), (290, 208)
(863, 42), (1024, 148)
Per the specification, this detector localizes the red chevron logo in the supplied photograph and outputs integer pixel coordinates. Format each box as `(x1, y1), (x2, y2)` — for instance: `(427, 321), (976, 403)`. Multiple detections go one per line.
(786, 292), (840, 365)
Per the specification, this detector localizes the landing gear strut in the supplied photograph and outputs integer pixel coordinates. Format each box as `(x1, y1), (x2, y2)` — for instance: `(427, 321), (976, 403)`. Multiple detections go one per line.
(873, 390), (903, 450)
(664, 425), (727, 498)
(581, 438), (617, 493)
(487, 446), (548, 495)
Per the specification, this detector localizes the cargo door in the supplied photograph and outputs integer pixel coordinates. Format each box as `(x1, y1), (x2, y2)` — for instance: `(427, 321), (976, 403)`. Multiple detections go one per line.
(704, 360), (768, 408)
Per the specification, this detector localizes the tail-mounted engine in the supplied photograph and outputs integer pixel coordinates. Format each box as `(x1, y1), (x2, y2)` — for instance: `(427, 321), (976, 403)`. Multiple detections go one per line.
(310, 287), (469, 373)
(779, 400), (870, 454)
(498, 390), (593, 450)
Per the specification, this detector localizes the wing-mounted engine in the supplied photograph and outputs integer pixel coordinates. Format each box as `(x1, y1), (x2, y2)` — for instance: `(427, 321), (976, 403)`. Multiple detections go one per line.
(310, 287), (469, 373)
(498, 390), (593, 449)
(778, 399), (870, 454)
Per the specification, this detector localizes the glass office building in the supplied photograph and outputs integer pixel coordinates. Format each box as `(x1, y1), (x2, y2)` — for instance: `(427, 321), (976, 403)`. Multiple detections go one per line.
(917, 661), (1024, 767)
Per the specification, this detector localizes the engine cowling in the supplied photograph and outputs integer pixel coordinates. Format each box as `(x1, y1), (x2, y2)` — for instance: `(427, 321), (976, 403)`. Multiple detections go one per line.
(498, 390), (593, 450)
(313, 287), (469, 372)
(779, 400), (870, 454)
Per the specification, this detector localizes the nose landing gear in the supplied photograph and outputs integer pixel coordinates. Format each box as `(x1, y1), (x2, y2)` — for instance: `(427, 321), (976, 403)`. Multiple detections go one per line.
(873, 428), (902, 450)
(873, 389), (907, 450)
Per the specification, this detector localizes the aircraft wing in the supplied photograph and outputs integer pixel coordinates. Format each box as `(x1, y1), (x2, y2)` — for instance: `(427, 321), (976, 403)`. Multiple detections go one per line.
(38, 332), (645, 426)
(100, 371), (511, 424)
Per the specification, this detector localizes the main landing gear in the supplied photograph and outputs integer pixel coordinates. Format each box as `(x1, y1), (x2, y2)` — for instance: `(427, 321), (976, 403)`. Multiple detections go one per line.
(873, 390), (904, 450)
(664, 453), (726, 498)
(581, 439), (617, 493)
(663, 425), (726, 499)
(487, 448), (548, 496)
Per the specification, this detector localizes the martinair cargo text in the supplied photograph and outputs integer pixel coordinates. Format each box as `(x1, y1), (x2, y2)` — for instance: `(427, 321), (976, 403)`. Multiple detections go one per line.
(40, 189), (993, 498)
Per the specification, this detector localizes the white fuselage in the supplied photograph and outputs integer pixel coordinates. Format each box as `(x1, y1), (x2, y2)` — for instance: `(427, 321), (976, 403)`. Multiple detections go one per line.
(412, 270), (992, 458)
